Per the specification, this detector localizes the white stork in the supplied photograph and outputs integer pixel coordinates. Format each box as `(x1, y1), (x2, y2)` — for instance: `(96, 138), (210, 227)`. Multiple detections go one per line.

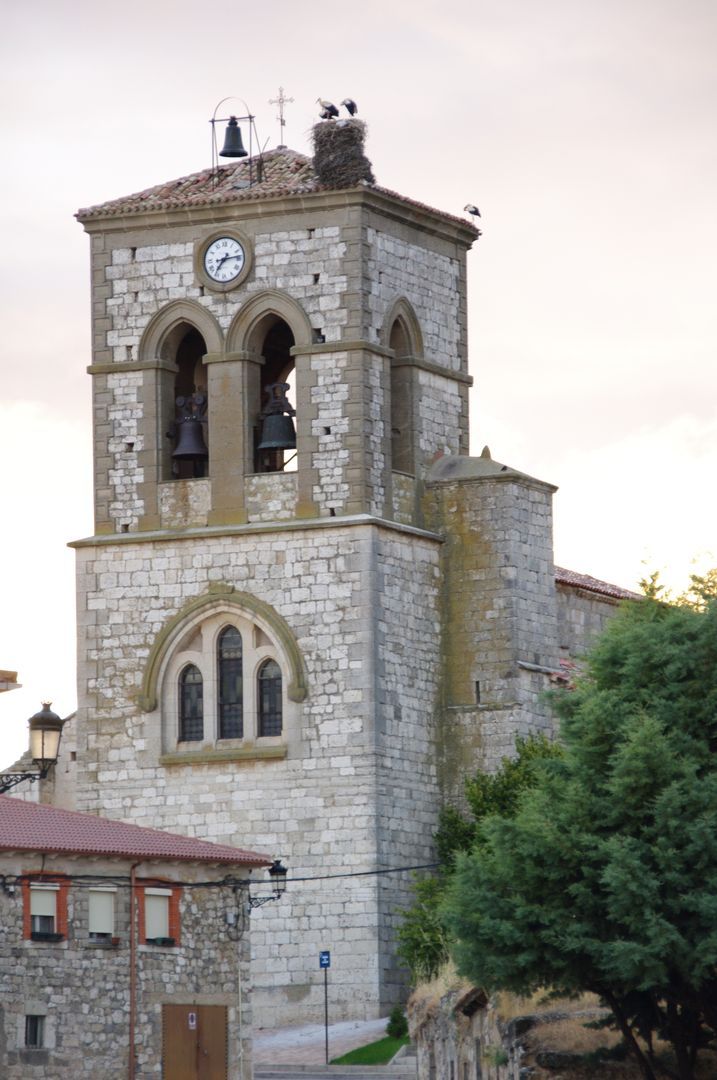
(464, 204), (481, 218)
(317, 98), (339, 120)
(341, 98), (358, 116)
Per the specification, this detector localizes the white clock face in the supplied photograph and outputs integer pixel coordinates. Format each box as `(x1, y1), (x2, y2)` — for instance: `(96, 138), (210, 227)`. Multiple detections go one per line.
(203, 237), (246, 283)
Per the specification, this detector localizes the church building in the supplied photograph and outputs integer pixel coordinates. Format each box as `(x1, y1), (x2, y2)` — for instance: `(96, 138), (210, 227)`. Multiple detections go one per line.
(68, 118), (634, 1027)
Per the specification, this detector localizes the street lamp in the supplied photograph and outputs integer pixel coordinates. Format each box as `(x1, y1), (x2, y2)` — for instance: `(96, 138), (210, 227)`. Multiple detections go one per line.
(268, 859), (288, 897)
(0, 703), (66, 794)
(247, 859), (288, 910)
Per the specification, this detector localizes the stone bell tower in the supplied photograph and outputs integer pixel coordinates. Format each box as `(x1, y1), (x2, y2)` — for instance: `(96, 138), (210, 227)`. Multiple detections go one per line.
(72, 119), (560, 1026)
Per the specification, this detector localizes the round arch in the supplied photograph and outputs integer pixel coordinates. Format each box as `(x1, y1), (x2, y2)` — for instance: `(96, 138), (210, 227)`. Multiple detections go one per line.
(381, 296), (424, 360)
(225, 289), (313, 355)
(138, 587), (308, 712)
(139, 299), (224, 362)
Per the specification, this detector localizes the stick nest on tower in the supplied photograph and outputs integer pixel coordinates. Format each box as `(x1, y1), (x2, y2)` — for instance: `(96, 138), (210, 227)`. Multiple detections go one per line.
(312, 119), (375, 188)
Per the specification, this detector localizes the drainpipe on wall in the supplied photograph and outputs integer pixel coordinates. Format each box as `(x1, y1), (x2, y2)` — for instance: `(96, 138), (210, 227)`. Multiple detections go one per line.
(129, 863), (139, 1080)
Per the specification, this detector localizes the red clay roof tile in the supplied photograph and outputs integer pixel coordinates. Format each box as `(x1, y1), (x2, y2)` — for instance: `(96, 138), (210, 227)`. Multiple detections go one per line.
(75, 147), (479, 235)
(0, 795), (271, 866)
(555, 566), (641, 601)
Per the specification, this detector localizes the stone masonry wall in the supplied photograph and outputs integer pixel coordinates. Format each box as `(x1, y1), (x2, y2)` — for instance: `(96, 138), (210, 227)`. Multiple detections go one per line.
(374, 531), (442, 1006)
(0, 854), (252, 1079)
(424, 473), (560, 796)
(107, 369), (144, 531)
(74, 519), (442, 1026)
(556, 583), (623, 660)
(418, 369), (464, 462)
(366, 353), (388, 517)
(95, 221), (351, 530)
(90, 199), (472, 530)
(245, 473), (298, 523)
(105, 227), (348, 362)
(365, 228), (460, 366)
(310, 352), (351, 514)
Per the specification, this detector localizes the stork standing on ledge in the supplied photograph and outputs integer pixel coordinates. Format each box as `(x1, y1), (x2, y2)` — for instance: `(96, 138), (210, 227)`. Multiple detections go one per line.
(464, 204), (481, 218)
(317, 98), (339, 119)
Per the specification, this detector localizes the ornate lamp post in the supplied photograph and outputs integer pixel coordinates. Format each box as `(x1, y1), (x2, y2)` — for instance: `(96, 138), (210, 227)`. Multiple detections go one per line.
(0, 703), (66, 794)
(248, 859), (288, 910)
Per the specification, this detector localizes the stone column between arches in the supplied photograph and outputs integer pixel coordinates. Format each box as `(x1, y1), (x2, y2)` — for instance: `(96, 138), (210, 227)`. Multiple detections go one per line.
(290, 341), (393, 520)
(137, 359), (179, 532)
(204, 351), (261, 526)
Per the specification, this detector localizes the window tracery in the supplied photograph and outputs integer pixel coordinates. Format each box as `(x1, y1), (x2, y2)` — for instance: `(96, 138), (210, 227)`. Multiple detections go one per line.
(162, 608), (287, 753)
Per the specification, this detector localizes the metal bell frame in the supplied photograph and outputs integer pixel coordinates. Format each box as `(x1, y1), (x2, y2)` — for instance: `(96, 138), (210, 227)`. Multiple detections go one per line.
(210, 97), (263, 189)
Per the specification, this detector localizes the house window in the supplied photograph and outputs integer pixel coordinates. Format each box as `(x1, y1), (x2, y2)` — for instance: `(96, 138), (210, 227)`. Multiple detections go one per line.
(24, 879), (68, 941)
(139, 884), (181, 946)
(25, 1015), (45, 1048)
(258, 659), (282, 736)
(179, 664), (203, 741)
(30, 887), (57, 935)
(218, 626), (243, 738)
(88, 888), (116, 942)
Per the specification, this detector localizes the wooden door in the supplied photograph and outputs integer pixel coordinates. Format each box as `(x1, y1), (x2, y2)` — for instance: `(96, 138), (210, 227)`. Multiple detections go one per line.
(162, 1004), (227, 1080)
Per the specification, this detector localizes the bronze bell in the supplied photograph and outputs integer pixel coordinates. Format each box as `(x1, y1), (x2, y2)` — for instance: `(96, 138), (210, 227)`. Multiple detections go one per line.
(172, 418), (209, 459)
(219, 116), (248, 159)
(257, 382), (296, 451)
(172, 395), (209, 461)
(257, 413), (297, 451)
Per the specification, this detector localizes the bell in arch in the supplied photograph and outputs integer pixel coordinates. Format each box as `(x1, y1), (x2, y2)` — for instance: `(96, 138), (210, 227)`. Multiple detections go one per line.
(170, 394), (209, 477)
(220, 116), (248, 159)
(257, 383), (296, 452)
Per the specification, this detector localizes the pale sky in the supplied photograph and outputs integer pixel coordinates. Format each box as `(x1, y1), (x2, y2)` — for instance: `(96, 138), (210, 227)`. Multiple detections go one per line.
(1, 0), (715, 766)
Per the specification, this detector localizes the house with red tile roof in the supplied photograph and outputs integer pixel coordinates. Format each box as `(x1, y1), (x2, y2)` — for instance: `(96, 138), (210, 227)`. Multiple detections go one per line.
(0, 795), (272, 1079)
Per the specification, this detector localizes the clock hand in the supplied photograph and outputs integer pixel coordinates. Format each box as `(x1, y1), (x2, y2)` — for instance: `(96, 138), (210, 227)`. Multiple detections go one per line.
(215, 252), (242, 268)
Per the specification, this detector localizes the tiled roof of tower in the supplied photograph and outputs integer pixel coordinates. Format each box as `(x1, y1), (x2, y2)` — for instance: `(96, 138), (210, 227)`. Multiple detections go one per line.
(555, 567), (641, 601)
(0, 795), (272, 866)
(75, 148), (479, 233)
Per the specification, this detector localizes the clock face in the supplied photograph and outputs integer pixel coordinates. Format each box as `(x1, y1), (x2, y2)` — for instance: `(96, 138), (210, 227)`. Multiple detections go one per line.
(203, 236), (246, 283)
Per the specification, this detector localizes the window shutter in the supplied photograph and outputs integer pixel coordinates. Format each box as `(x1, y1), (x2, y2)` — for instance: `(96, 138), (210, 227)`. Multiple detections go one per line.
(30, 887), (57, 918)
(89, 890), (115, 934)
(145, 890), (170, 939)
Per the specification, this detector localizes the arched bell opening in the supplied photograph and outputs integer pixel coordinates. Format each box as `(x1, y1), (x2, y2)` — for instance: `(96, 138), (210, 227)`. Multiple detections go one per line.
(161, 324), (209, 480)
(389, 317), (415, 475)
(253, 317), (297, 474)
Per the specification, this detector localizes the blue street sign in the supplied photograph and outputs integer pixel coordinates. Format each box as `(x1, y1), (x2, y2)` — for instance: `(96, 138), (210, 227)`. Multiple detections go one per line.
(319, 950), (331, 968)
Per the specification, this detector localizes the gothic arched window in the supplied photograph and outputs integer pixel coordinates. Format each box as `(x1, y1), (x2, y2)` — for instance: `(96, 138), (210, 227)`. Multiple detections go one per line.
(258, 659), (283, 737)
(157, 604), (300, 758)
(178, 664), (203, 741)
(218, 626), (243, 739)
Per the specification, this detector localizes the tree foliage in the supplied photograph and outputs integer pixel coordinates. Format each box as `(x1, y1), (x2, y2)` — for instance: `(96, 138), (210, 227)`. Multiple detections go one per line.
(444, 592), (717, 1080)
(397, 734), (560, 981)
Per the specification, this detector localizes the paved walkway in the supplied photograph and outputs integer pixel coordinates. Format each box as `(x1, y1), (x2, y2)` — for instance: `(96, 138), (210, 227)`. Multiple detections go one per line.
(253, 1016), (390, 1065)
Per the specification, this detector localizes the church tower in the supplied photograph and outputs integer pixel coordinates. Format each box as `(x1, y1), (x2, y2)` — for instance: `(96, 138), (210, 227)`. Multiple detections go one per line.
(72, 120), (562, 1024)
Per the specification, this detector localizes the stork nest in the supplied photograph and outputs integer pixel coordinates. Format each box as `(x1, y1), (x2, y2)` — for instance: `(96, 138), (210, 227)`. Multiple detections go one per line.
(312, 119), (375, 188)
